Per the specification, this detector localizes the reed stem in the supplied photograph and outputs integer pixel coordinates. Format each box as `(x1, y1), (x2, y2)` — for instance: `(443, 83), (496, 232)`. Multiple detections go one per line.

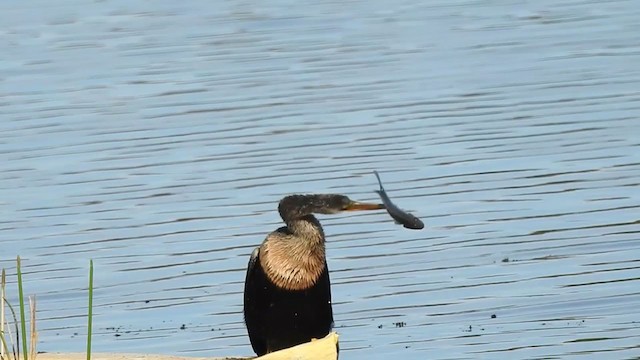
(28, 296), (36, 360)
(1, 268), (5, 360)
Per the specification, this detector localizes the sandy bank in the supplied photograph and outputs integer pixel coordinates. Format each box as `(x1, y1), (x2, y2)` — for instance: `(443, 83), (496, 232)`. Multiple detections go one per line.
(36, 332), (338, 360)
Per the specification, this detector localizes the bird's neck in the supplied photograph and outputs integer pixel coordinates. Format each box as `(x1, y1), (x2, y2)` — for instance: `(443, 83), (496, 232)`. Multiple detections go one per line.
(287, 215), (325, 244)
(260, 216), (327, 291)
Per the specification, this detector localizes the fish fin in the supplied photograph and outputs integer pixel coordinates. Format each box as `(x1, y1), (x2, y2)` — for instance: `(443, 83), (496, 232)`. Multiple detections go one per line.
(373, 171), (384, 188)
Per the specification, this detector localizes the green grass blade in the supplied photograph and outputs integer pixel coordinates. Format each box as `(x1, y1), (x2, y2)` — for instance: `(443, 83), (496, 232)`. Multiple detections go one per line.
(1, 268), (5, 360)
(86, 260), (93, 360)
(16, 257), (27, 360)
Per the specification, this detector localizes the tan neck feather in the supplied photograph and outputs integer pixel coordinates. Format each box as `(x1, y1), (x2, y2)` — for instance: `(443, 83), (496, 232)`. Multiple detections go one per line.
(260, 236), (326, 291)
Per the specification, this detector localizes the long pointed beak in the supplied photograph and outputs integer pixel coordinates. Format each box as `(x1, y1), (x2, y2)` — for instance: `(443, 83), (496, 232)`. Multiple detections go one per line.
(344, 201), (385, 211)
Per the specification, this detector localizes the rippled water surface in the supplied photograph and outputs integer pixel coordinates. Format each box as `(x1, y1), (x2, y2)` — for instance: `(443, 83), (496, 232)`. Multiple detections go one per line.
(2, 0), (639, 359)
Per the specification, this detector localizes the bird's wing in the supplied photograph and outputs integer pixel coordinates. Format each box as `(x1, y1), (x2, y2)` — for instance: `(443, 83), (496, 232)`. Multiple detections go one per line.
(244, 247), (268, 356)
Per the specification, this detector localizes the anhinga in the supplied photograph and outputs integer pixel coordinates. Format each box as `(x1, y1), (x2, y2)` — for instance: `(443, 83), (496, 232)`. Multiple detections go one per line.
(243, 194), (384, 356)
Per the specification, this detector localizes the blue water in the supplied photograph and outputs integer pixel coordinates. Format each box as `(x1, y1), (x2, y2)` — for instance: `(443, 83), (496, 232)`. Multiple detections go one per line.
(1, 0), (639, 359)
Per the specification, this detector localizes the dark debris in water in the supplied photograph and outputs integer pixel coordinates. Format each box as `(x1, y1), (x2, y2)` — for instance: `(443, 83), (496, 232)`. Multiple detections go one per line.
(464, 325), (487, 332)
(377, 321), (407, 329)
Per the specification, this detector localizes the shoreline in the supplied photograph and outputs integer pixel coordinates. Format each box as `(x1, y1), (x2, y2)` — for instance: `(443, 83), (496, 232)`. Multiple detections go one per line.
(37, 354), (248, 360)
(36, 333), (338, 360)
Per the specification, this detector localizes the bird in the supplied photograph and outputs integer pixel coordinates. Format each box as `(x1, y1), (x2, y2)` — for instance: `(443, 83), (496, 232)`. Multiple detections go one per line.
(243, 194), (384, 356)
